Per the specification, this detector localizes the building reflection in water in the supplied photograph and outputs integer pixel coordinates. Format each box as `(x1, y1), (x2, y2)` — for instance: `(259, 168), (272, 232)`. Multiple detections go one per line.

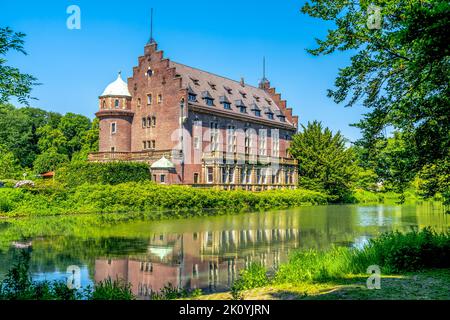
(95, 228), (299, 299)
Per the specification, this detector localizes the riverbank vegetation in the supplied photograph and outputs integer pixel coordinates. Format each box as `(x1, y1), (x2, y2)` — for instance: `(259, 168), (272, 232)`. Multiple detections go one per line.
(217, 228), (450, 300)
(0, 180), (328, 218)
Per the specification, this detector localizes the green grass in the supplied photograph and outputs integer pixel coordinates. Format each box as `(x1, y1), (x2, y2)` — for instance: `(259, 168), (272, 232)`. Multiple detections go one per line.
(229, 228), (450, 299)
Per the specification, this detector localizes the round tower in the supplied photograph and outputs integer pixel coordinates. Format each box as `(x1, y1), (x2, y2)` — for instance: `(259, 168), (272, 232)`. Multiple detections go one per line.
(96, 72), (134, 153)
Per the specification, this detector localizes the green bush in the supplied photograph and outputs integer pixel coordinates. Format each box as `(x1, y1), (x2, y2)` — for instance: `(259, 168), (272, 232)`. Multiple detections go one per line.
(231, 263), (269, 300)
(56, 161), (151, 187)
(87, 278), (135, 300)
(0, 182), (329, 217)
(360, 228), (450, 273)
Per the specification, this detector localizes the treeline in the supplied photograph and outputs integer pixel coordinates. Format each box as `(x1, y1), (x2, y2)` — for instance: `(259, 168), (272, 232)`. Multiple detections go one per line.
(289, 121), (449, 205)
(0, 103), (99, 177)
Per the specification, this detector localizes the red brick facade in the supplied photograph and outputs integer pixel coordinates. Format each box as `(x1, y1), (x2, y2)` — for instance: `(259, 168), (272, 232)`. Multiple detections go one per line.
(90, 41), (299, 189)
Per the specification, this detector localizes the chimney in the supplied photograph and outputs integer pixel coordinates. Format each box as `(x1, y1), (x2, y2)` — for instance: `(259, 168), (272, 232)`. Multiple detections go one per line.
(240, 77), (245, 87)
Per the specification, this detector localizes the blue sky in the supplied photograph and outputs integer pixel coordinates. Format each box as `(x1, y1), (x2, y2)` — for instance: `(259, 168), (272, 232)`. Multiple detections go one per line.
(1, 0), (366, 142)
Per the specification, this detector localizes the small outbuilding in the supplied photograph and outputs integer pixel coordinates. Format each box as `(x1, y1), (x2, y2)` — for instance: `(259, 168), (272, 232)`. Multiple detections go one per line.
(150, 156), (176, 184)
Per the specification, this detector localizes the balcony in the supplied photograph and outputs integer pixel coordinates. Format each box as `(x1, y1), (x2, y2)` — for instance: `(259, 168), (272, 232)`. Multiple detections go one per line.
(202, 151), (298, 166)
(88, 150), (179, 162)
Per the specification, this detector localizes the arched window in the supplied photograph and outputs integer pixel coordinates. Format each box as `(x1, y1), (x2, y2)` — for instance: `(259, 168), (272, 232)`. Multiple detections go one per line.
(147, 94), (152, 105)
(102, 101), (106, 109)
(146, 68), (153, 77)
(114, 99), (119, 108)
(137, 98), (141, 108)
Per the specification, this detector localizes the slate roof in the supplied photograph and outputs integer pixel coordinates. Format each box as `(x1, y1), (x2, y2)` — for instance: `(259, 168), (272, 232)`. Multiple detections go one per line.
(169, 61), (293, 126)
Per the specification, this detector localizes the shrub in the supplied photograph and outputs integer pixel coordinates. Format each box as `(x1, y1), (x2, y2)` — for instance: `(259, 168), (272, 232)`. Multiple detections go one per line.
(231, 263), (269, 300)
(87, 278), (135, 300)
(56, 161), (151, 187)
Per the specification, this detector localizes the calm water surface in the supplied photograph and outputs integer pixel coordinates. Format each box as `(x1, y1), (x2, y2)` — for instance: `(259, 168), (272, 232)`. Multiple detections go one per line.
(0, 204), (448, 298)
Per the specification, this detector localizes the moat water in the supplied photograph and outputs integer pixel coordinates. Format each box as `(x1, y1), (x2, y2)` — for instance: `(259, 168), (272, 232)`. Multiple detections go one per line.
(0, 204), (448, 298)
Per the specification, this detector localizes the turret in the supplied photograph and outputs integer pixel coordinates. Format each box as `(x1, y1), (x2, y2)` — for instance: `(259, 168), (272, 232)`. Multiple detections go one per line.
(96, 72), (134, 153)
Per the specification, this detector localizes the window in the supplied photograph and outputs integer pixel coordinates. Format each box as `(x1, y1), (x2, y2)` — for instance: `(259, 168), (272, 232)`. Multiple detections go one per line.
(240, 168), (246, 184)
(256, 169), (262, 184)
(205, 98), (214, 106)
(153, 174), (157, 181)
(160, 175), (166, 183)
(246, 168), (252, 184)
(222, 167), (235, 184)
(254, 110), (261, 117)
(142, 117), (147, 128)
(245, 129), (252, 155)
(111, 147), (115, 152)
(207, 167), (214, 184)
(239, 106), (247, 113)
(111, 122), (117, 134)
(227, 125), (236, 153)
(146, 68), (153, 77)
(143, 140), (155, 150)
(150, 140), (155, 149)
(114, 99), (119, 108)
(147, 94), (152, 105)
(137, 98), (141, 108)
(194, 136), (200, 150)
(272, 131), (280, 157)
(152, 117), (156, 127)
(157, 94), (162, 104)
(267, 113), (274, 120)
(223, 102), (231, 110)
(102, 101), (106, 109)
(259, 130), (267, 156)
(188, 93), (197, 102)
(210, 122), (219, 152)
(224, 86), (232, 94)
(194, 173), (199, 184)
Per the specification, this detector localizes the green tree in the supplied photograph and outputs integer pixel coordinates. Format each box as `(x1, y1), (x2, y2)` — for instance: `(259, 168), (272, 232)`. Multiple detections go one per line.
(0, 144), (22, 179)
(418, 156), (450, 205)
(0, 27), (38, 104)
(58, 113), (92, 157)
(289, 121), (357, 201)
(301, 0), (450, 177)
(36, 125), (68, 155)
(373, 132), (417, 195)
(33, 149), (68, 174)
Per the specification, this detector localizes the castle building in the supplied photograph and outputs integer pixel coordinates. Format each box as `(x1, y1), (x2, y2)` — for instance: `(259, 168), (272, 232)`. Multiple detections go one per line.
(89, 38), (299, 190)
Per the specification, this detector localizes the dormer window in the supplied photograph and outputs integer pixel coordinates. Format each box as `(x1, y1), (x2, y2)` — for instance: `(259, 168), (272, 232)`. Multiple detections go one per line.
(188, 93), (197, 102)
(224, 86), (232, 94)
(255, 110), (261, 117)
(202, 91), (214, 106)
(250, 103), (261, 117)
(236, 100), (247, 113)
(190, 77), (200, 86)
(278, 115), (286, 122)
(265, 108), (274, 120)
(219, 95), (231, 110)
(208, 82), (217, 90)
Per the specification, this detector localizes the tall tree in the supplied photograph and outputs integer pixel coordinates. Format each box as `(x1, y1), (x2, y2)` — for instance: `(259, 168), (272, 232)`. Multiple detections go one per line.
(0, 27), (38, 104)
(289, 121), (358, 201)
(301, 0), (449, 170)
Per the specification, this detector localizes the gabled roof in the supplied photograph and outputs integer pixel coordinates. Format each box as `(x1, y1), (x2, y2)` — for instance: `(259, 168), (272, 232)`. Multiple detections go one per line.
(151, 156), (175, 169)
(169, 61), (293, 126)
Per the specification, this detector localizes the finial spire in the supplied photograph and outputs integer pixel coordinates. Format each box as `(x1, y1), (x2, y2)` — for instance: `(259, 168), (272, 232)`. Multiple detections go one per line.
(259, 57), (270, 89)
(263, 56), (266, 80)
(148, 8), (155, 44)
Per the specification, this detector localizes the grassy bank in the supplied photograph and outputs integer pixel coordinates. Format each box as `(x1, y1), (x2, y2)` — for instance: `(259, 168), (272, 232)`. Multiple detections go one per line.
(0, 181), (328, 218)
(205, 228), (450, 300)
